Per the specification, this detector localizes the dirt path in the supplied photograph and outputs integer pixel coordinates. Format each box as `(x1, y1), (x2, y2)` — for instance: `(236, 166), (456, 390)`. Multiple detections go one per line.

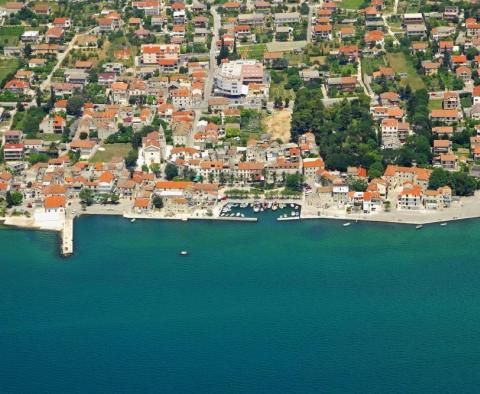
(263, 108), (292, 143)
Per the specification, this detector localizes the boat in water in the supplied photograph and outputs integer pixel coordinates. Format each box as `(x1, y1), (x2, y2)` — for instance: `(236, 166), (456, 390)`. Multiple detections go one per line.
(440, 223), (448, 226)
(131, 218), (136, 223)
(180, 251), (188, 256)
(271, 202), (278, 211)
(343, 222), (351, 227)
(416, 225), (423, 230)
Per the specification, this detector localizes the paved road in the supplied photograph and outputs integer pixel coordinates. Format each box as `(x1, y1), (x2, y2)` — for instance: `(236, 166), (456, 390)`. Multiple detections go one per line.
(40, 27), (96, 92)
(306, 2), (315, 42)
(40, 33), (80, 91)
(393, 0), (399, 14)
(357, 59), (376, 102)
(198, 5), (221, 110)
(382, 15), (400, 46)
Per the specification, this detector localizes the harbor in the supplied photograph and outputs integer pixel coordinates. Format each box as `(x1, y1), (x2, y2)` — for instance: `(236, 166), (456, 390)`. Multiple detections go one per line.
(9, 192), (480, 258)
(220, 201), (302, 219)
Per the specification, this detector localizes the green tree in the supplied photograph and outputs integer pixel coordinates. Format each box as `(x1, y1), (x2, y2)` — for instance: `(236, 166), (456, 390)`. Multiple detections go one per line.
(152, 194), (163, 209)
(368, 161), (384, 179)
(6, 191), (22, 207)
(124, 149), (138, 168)
(165, 163), (178, 180)
(451, 172), (477, 196)
(28, 152), (49, 165)
(348, 178), (368, 192)
(66, 95), (85, 116)
(22, 107), (45, 136)
(132, 132), (143, 149)
(110, 194), (119, 204)
(285, 173), (303, 191)
(150, 162), (160, 175)
(79, 188), (94, 205)
(216, 39), (229, 65)
(428, 168), (451, 190)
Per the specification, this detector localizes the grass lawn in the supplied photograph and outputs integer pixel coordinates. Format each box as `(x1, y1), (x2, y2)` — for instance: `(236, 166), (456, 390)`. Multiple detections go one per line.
(339, 0), (365, 9)
(386, 52), (425, 91)
(0, 58), (19, 82)
(90, 143), (131, 163)
(428, 99), (443, 111)
(285, 52), (307, 66)
(310, 55), (327, 65)
(38, 133), (63, 142)
(238, 44), (266, 60)
(269, 80), (295, 101)
(361, 56), (385, 75)
(0, 26), (24, 46)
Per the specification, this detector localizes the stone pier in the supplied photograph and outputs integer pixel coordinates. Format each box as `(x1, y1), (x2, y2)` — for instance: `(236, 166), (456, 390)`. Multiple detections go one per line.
(61, 215), (73, 256)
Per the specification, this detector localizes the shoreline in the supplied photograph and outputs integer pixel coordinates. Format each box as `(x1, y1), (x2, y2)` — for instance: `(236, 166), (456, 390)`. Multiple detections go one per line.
(2, 202), (480, 258)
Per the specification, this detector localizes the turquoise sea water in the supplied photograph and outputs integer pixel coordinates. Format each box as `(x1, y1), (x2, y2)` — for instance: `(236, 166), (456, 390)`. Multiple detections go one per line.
(1, 214), (480, 393)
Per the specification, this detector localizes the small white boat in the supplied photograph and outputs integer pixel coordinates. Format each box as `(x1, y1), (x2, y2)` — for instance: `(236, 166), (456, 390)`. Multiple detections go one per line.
(290, 203), (295, 208)
(241, 213), (245, 217)
(343, 222), (351, 227)
(271, 202), (278, 211)
(440, 223), (447, 226)
(261, 208), (264, 212)
(180, 251), (188, 256)
(416, 225), (423, 230)
(295, 205), (299, 210)
(131, 218), (136, 223)
(182, 218), (187, 221)
(236, 212), (241, 217)
(291, 211), (296, 216)
(253, 206), (260, 213)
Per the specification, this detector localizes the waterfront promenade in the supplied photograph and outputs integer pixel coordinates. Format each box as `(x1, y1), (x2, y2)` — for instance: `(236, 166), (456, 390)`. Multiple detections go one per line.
(5, 191), (480, 257)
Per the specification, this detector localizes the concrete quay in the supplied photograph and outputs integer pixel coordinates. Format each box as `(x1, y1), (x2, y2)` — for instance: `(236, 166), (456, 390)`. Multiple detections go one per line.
(61, 215), (73, 256)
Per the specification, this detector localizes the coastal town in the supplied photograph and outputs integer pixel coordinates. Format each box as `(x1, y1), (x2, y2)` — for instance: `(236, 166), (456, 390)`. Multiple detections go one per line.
(0, 0), (479, 254)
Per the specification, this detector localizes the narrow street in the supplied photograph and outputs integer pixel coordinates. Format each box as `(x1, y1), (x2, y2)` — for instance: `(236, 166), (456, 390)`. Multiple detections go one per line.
(199, 5), (221, 110)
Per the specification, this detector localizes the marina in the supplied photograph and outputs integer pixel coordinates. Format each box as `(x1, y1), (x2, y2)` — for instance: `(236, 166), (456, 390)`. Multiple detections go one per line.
(219, 201), (302, 219)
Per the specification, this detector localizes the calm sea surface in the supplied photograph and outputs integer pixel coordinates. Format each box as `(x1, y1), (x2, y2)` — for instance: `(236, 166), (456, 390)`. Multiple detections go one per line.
(1, 214), (480, 393)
